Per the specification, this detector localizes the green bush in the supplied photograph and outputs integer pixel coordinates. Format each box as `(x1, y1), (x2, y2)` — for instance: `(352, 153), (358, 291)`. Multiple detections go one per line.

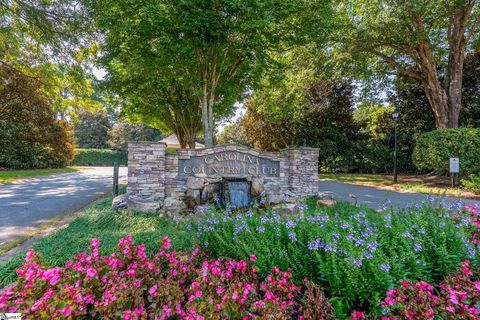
(413, 128), (480, 175)
(195, 201), (476, 317)
(461, 174), (480, 193)
(72, 149), (127, 166)
(0, 120), (75, 169)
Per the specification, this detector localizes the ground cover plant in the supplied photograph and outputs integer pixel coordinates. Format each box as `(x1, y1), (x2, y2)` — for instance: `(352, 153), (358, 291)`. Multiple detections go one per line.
(1, 196), (480, 318)
(194, 198), (480, 317)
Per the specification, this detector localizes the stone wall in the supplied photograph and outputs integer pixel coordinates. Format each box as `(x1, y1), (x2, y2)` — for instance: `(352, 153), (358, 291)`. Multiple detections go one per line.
(127, 143), (320, 213)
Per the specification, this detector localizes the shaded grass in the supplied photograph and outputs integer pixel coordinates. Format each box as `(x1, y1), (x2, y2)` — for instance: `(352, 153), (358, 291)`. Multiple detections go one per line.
(0, 197), (196, 287)
(0, 167), (79, 183)
(319, 173), (474, 198)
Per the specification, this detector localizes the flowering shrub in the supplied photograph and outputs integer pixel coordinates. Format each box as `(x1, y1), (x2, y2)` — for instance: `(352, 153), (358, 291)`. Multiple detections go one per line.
(376, 261), (480, 319)
(464, 203), (480, 245)
(0, 235), (333, 319)
(192, 199), (478, 316)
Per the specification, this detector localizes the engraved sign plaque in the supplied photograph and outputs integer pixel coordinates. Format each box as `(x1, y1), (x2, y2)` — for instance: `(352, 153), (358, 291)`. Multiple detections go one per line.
(178, 151), (280, 177)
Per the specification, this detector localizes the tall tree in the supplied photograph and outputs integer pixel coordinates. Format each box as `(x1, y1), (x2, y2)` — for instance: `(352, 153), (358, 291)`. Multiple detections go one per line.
(86, 0), (303, 147)
(334, 0), (480, 129)
(74, 108), (112, 149)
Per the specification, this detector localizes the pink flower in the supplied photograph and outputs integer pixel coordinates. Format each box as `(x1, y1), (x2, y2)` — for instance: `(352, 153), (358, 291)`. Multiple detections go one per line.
(461, 261), (473, 276)
(474, 281), (480, 291)
(162, 236), (171, 250)
(86, 267), (97, 278)
(265, 291), (276, 301)
(446, 306), (455, 313)
(149, 285), (158, 297)
(195, 290), (203, 298)
(351, 310), (365, 320)
(232, 290), (239, 301)
(90, 238), (100, 249)
(384, 297), (395, 306)
(250, 254), (257, 262)
(450, 293), (459, 305)
(60, 305), (72, 317)
(25, 249), (35, 262)
(216, 286), (225, 296)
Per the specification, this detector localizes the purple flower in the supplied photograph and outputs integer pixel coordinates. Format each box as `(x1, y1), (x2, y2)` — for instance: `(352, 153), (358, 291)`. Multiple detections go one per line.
(402, 231), (414, 240)
(245, 210), (254, 218)
(380, 263), (390, 273)
(367, 241), (378, 252)
(307, 241), (318, 251)
(413, 243), (422, 252)
(288, 232), (297, 242)
(341, 222), (350, 229)
(353, 258), (362, 268)
(285, 220), (296, 229)
(256, 226), (265, 233)
(363, 252), (373, 260)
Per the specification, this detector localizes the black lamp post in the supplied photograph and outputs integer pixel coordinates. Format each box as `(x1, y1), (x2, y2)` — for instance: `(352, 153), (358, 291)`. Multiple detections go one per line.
(392, 110), (400, 183)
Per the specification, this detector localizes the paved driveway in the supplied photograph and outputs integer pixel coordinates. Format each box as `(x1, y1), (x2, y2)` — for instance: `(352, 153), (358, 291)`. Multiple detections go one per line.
(0, 167), (127, 250)
(319, 180), (478, 209)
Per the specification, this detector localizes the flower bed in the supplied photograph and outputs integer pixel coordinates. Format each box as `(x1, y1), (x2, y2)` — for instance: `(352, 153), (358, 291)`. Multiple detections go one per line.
(0, 236), (334, 319)
(194, 200), (479, 317)
(1, 198), (480, 318)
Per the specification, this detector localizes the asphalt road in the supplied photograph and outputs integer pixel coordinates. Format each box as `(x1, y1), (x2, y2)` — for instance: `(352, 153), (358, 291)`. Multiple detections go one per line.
(319, 180), (478, 209)
(0, 167), (127, 250)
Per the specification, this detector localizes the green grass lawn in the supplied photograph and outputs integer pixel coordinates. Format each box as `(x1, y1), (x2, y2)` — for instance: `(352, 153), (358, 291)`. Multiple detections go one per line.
(0, 167), (79, 183)
(0, 197), (197, 287)
(319, 173), (477, 198)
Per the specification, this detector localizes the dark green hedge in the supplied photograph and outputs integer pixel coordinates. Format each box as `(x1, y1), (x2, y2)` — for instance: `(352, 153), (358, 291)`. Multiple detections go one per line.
(72, 149), (127, 166)
(413, 128), (480, 175)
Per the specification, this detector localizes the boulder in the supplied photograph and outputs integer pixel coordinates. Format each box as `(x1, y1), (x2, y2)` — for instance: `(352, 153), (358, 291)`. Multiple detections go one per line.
(185, 189), (201, 209)
(250, 176), (265, 196)
(316, 199), (336, 207)
(264, 181), (281, 192)
(318, 192), (335, 200)
(112, 193), (128, 210)
(273, 203), (303, 216)
(163, 197), (187, 215)
(201, 183), (221, 202)
(127, 195), (161, 212)
(187, 176), (205, 190)
(267, 192), (284, 204)
(283, 191), (299, 203)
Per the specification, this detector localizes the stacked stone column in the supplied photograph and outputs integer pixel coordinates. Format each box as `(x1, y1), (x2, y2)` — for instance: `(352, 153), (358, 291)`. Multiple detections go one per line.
(284, 147), (320, 198)
(127, 142), (166, 212)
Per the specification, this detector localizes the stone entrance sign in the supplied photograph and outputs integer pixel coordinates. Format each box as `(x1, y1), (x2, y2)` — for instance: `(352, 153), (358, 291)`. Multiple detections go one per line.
(179, 151), (280, 177)
(125, 143), (319, 213)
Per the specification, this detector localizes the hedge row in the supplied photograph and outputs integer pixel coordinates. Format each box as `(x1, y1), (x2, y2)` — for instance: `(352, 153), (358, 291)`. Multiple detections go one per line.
(413, 128), (480, 175)
(72, 149), (127, 166)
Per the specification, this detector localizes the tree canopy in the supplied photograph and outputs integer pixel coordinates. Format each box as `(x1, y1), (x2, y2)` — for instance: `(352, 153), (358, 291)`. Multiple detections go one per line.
(331, 0), (480, 129)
